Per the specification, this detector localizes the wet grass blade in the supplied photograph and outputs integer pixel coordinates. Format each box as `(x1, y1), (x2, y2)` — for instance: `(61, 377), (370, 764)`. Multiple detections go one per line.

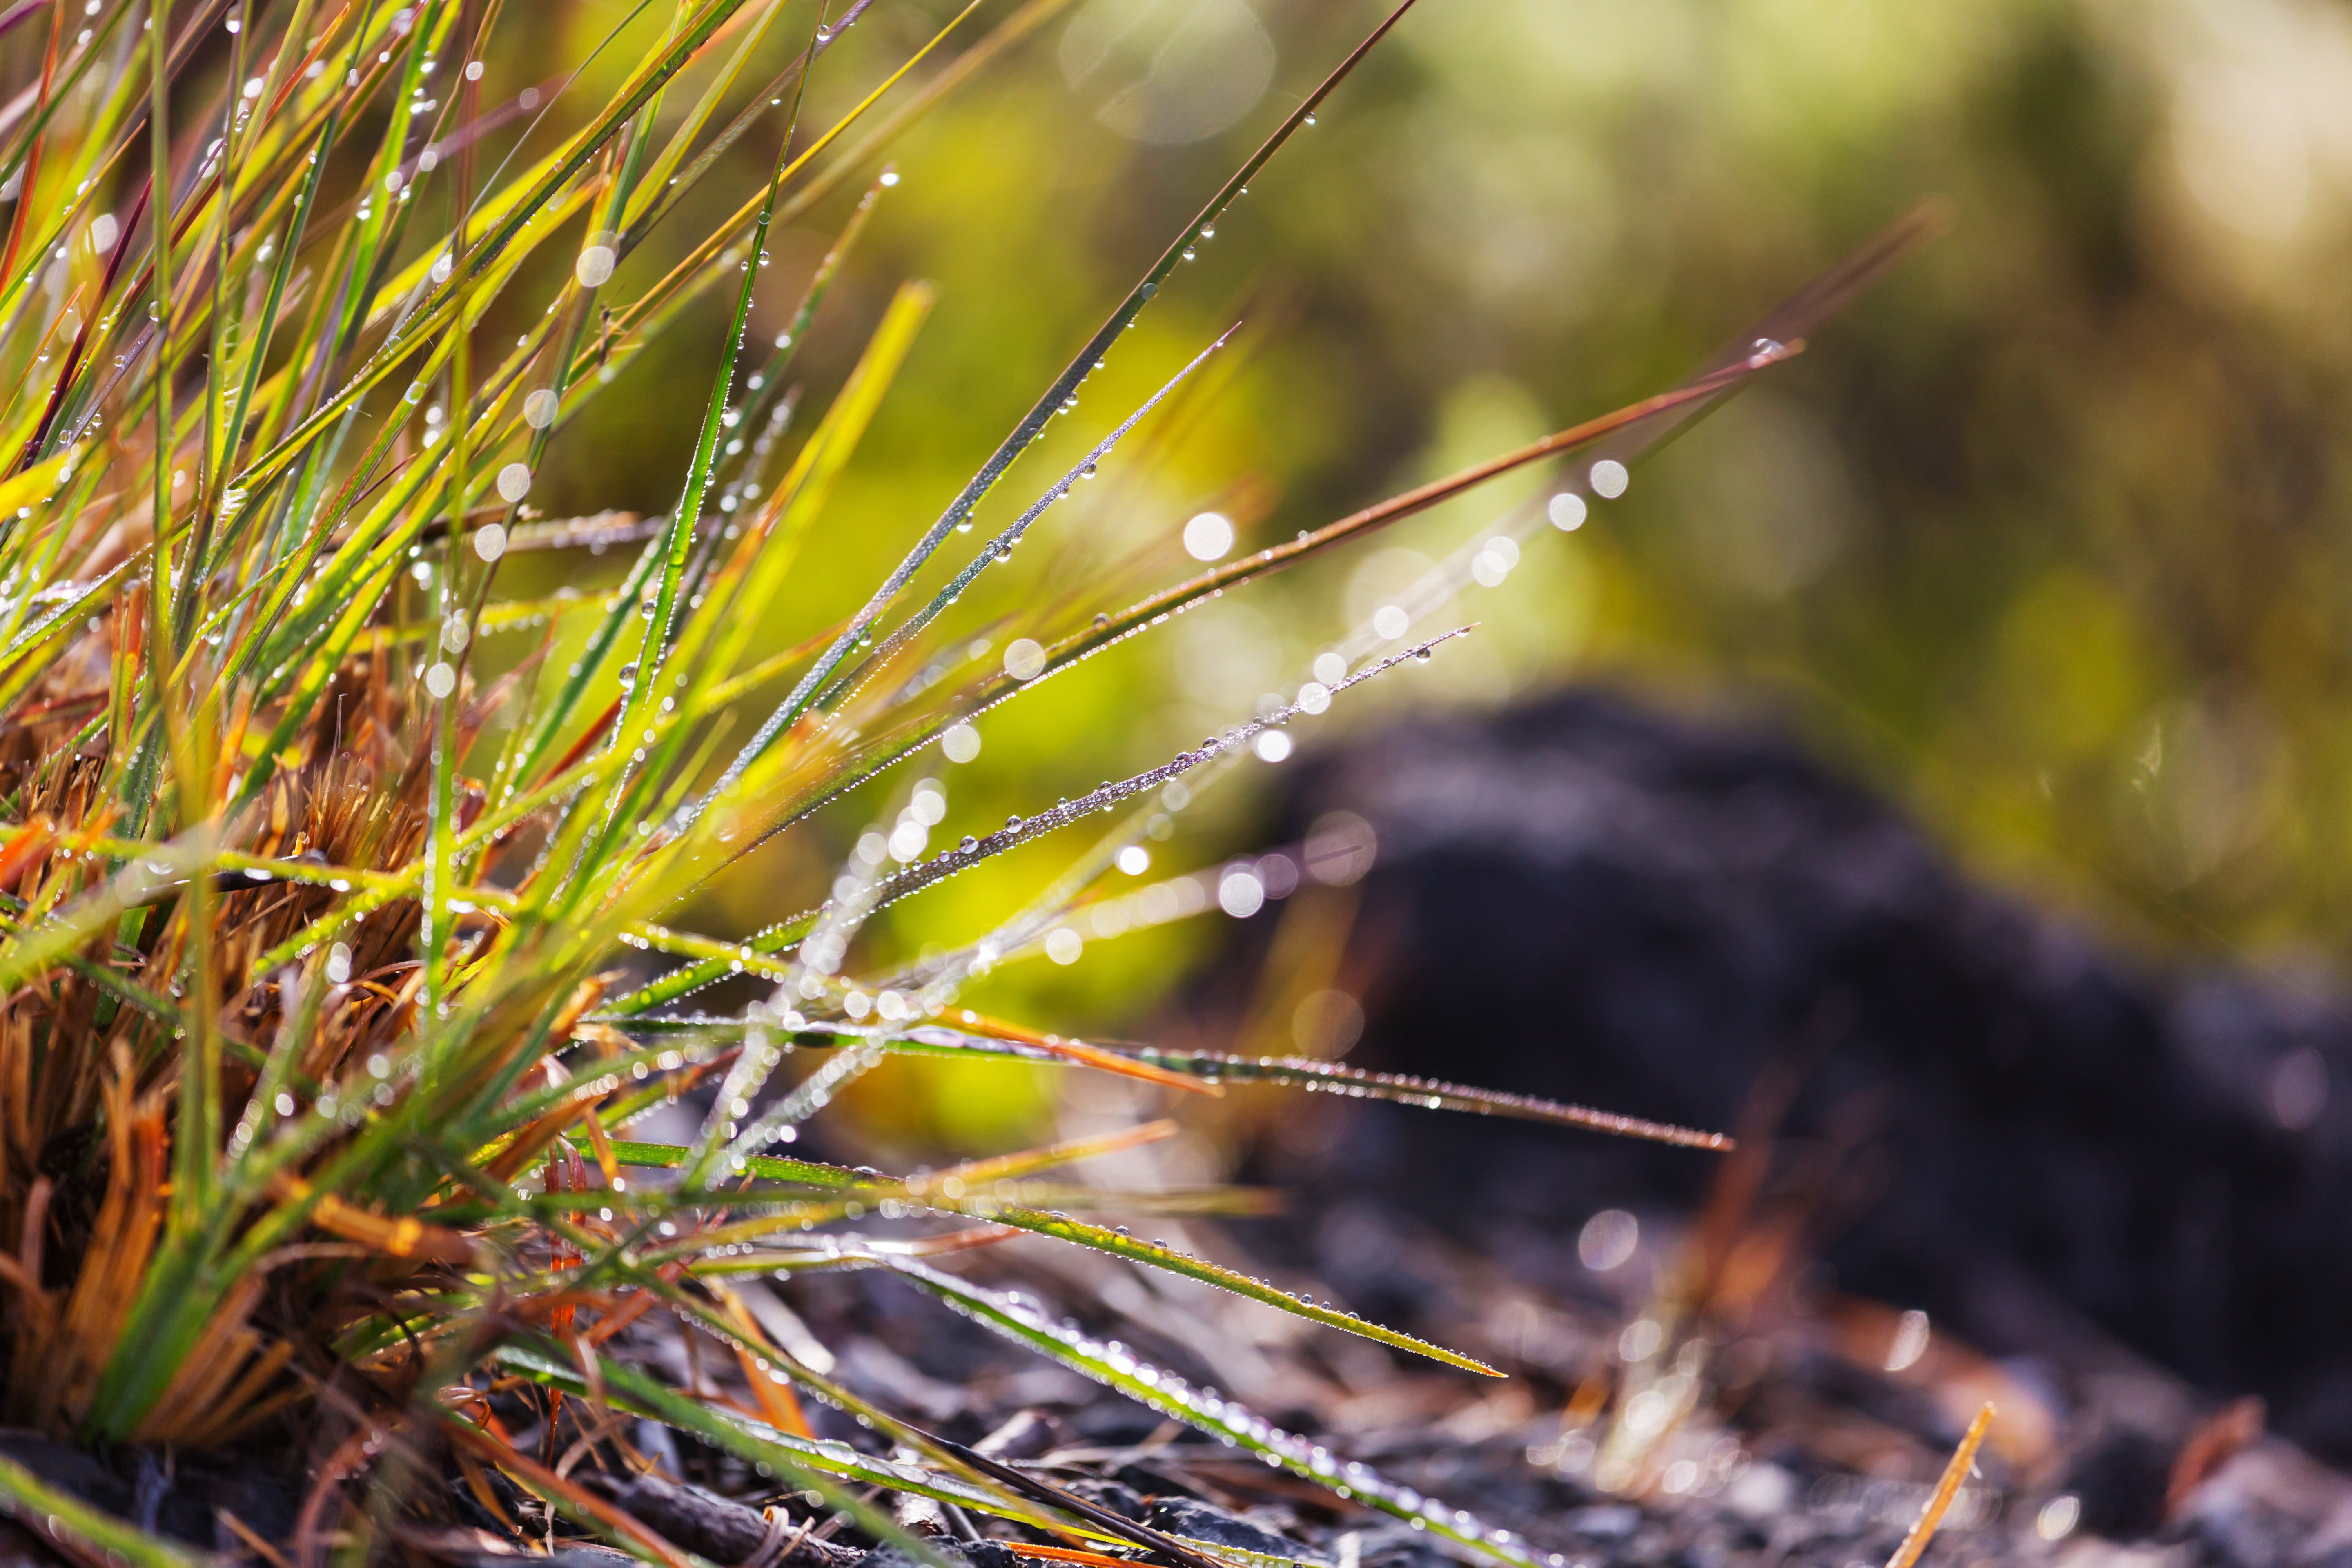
(715, 0), (1428, 786)
(890, 1262), (1556, 1568)
(1112, 1047), (1732, 1149)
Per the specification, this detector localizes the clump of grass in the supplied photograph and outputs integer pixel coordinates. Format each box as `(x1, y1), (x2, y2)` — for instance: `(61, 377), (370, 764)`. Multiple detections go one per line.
(0, 0), (1928, 1563)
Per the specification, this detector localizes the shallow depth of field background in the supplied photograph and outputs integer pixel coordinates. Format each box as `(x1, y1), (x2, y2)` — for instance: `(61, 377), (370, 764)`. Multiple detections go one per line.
(503, 0), (2352, 1147)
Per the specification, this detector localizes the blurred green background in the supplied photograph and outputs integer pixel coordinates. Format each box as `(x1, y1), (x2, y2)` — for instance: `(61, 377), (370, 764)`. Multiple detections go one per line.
(505, 0), (2352, 1147)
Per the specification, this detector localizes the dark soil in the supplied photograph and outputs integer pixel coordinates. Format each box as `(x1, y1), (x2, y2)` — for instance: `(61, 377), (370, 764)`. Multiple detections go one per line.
(8, 686), (2350, 1568)
(1200, 686), (2352, 1459)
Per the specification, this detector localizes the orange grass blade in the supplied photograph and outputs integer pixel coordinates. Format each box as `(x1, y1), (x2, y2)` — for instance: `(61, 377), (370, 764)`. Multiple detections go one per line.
(1886, 1403), (1996, 1568)
(947, 1016), (1221, 1096)
(267, 1173), (476, 1264)
(1000, 1546), (1145, 1568)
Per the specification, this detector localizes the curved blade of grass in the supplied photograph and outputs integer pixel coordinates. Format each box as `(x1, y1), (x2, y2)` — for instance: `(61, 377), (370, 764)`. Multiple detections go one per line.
(965, 1206), (1497, 1374)
(922, 1441), (1252, 1568)
(962, 351), (1794, 713)
(0, 559), (129, 712)
(634, 1018), (1726, 1151)
(0, 826), (212, 994)
(690, 355), (1762, 878)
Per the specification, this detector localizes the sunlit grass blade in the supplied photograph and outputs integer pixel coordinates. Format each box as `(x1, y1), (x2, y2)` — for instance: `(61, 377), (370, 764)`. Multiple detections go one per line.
(719, 0), (1425, 787)
(1115, 1047), (1732, 1149)
(685, 353), (1805, 886)
(889, 1261), (1555, 1568)
(800, 326), (1238, 741)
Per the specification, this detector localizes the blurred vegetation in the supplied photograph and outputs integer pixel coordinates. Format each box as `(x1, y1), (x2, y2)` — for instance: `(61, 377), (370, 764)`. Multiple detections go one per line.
(510, 0), (2352, 1146)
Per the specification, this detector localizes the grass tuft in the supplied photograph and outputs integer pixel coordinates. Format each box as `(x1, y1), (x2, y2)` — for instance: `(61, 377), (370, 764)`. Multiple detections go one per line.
(0, 0), (1927, 1562)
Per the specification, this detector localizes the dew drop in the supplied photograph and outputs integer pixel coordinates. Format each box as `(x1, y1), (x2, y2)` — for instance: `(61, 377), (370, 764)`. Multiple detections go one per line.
(1002, 638), (1046, 680)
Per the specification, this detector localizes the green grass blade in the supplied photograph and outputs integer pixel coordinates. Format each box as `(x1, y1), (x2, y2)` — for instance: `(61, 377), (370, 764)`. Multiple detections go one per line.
(889, 1261), (1553, 1568)
(714, 0), (1424, 790)
(0, 1454), (217, 1568)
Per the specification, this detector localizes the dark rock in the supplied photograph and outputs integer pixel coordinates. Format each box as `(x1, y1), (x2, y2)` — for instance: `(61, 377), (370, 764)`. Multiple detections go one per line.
(1210, 688), (2352, 1462)
(2068, 1428), (2175, 1538)
(1054, 1477), (1147, 1521)
(858, 1542), (1021, 1568)
(1143, 1498), (1319, 1561)
(2188, 1494), (2307, 1568)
